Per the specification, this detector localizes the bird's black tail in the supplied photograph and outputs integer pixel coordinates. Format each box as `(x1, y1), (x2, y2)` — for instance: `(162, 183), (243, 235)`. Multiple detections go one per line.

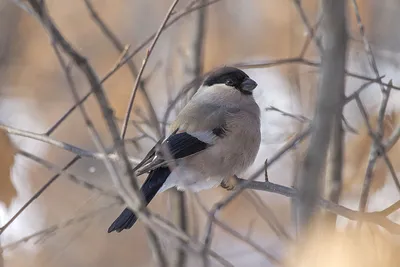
(107, 167), (171, 233)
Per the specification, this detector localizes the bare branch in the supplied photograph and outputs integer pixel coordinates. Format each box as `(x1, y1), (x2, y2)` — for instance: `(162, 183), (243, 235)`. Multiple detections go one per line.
(242, 191), (290, 239)
(194, 195), (280, 265)
(118, 0), (182, 140)
(238, 56), (400, 92)
(299, 12), (323, 58)
(149, 215), (234, 267)
(0, 156), (81, 235)
(17, 149), (122, 201)
(0, 124), (141, 164)
(235, 178), (400, 235)
(355, 96), (400, 210)
(292, 0), (323, 54)
(351, 0), (383, 86)
(326, 113), (344, 227)
(265, 105), (309, 123)
(82, 0), (161, 136)
(2, 203), (119, 251)
(295, 0), (347, 232)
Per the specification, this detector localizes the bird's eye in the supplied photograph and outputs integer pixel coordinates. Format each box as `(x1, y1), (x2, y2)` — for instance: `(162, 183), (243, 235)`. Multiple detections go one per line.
(225, 79), (234, 86)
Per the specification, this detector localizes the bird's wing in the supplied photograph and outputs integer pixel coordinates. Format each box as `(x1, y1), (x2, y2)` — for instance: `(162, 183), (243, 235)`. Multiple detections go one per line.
(136, 104), (240, 174)
(136, 131), (211, 175)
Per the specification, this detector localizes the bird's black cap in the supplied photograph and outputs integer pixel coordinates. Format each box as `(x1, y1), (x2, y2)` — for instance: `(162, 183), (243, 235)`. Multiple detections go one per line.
(203, 66), (258, 95)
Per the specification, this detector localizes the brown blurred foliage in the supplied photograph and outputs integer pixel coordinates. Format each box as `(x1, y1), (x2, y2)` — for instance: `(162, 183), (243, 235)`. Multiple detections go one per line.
(284, 223), (400, 267)
(341, 111), (400, 197)
(0, 129), (17, 208)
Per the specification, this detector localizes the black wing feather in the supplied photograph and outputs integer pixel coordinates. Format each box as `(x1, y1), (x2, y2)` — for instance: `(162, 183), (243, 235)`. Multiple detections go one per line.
(165, 132), (210, 159)
(108, 131), (211, 233)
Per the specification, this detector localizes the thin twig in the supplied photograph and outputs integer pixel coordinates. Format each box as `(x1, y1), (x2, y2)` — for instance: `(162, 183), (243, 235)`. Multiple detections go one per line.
(2, 203), (120, 251)
(0, 124), (141, 164)
(292, 0), (323, 54)
(238, 57), (400, 91)
(235, 178), (400, 234)
(265, 105), (309, 123)
(0, 156), (81, 235)
(299, 12), (323, 58)
(243, 191), (290, 239)
(351, 0), (384, 89)
(82, 0), (161, 136)
(355, 96), (400, 201)
(194, 195), (280, 264)
(17, 149), (122, 201)
(149, 215), (234, 267)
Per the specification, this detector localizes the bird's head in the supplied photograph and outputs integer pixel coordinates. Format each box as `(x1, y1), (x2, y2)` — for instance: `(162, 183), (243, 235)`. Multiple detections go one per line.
(202, 66), (258, 95)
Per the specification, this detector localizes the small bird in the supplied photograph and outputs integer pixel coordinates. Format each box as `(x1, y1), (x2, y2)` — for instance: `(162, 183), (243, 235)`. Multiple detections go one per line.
(108, 66), (261, 233)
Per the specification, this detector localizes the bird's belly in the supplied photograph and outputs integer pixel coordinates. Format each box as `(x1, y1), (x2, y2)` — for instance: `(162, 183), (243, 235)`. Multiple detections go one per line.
(186, 133), (260, 178)
(160, 123), (261, 193)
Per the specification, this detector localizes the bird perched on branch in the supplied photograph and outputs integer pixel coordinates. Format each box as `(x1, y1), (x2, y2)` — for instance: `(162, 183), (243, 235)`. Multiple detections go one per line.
(108, 66), (261, 233)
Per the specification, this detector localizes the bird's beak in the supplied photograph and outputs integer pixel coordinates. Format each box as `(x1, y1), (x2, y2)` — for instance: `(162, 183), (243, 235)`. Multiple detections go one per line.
(240, 77), (258, 93)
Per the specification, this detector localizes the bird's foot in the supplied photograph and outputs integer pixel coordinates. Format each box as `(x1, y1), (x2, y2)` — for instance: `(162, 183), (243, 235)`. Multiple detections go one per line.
(220, 175), (238, 191)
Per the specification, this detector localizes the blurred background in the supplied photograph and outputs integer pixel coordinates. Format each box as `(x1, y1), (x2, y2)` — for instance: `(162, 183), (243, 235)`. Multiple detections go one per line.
(1, 0), (400, 266)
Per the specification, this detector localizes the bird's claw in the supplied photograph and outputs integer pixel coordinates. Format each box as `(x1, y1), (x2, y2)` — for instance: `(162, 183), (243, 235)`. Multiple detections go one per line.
(221, 175), (238, 191)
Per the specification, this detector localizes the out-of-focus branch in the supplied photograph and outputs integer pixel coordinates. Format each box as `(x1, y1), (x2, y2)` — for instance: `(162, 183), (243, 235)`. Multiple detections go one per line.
(243, 191), (290, 239)
(17, 149), (122, 201)
(149, 215), (234, 267)
(326, 113), (344, 227)
(24, 1), (167, 265)
(0, 156), (81, 235)
(351, 0), (383, 90)
(355, 95), (400, 195)
(1, 203), (119, 251)
(0, 124), (141, 164)
(82, 0), (160, 137)
(119, 0), (181, 140)
(194, 195), (280, 265)
(295, 0), (347, 233)
(235, 178), (400, 234)
(239, 58), (400, 91)
(265, 105), (309, 123)
(326, 0), (347, 226)
(189, 0), (207, 88)
(299, 12), (323, 58)
(293, 0), (323, 54)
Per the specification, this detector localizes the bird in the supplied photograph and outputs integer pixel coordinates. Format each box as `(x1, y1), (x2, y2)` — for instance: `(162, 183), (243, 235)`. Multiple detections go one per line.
(108, 66), (261, 233)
